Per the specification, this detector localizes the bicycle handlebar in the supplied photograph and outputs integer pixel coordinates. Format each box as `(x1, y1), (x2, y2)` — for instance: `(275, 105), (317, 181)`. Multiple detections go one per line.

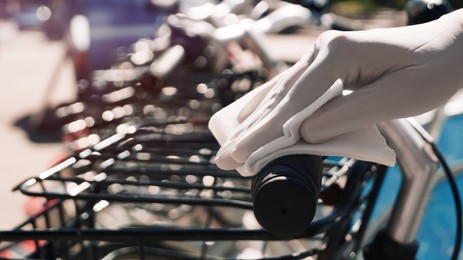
(251, 154), (323, 236)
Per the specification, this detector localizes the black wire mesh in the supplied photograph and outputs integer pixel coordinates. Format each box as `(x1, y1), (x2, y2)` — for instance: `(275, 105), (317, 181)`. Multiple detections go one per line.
(0, 130), (380, 259)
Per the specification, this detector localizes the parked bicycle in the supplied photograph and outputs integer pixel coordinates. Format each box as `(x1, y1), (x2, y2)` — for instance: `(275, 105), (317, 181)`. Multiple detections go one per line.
(0, 1), (461, 259)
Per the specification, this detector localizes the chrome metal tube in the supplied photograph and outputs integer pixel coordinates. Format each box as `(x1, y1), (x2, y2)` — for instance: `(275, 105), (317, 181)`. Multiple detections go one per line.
(378, 119), (440, 244)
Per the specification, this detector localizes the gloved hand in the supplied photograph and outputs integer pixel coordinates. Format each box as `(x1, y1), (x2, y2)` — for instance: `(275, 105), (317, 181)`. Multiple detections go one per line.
(210, 9), (463, 173)
(300, 9), (463, 143)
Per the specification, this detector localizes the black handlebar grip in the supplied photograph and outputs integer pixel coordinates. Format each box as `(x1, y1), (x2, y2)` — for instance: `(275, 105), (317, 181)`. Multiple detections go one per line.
(251, 154), (323, 236)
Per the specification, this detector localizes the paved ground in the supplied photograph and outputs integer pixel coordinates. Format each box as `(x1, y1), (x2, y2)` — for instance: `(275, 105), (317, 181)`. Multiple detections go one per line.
(0, 21), (75, 229)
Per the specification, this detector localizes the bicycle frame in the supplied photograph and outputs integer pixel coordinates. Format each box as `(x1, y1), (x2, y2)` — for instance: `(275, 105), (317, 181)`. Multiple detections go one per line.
(381, 120), (439, 242)
(361, 119), (440, 259)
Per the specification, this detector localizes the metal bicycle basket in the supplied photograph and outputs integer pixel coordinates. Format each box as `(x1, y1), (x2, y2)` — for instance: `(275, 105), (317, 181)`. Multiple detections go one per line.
(0, 120), (386, 259)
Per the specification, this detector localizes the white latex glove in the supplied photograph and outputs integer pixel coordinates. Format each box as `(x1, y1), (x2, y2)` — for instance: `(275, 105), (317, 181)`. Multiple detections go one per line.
(210, 9), (463, 173)
(300, 9), (463, 143)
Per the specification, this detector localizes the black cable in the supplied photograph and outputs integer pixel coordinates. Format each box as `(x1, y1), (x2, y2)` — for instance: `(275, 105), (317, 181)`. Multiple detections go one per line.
(408, 119), (462, 260)
(430, 141), (462, 260)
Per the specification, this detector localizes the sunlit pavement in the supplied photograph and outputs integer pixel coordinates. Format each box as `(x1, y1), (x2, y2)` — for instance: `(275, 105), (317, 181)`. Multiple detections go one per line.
(0, 21), (75, 229)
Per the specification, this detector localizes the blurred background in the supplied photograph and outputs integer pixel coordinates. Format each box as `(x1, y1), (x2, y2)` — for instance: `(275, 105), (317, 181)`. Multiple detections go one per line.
(1, 0), (463, 259)
(0, 0), (176, 230)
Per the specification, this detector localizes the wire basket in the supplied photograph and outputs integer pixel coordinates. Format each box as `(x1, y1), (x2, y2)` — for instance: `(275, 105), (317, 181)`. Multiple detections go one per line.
(0, 119), (384, 259)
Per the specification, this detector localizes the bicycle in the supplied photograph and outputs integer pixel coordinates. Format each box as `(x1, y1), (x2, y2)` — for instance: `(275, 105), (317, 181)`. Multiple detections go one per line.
(0, 1), (461, 259)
